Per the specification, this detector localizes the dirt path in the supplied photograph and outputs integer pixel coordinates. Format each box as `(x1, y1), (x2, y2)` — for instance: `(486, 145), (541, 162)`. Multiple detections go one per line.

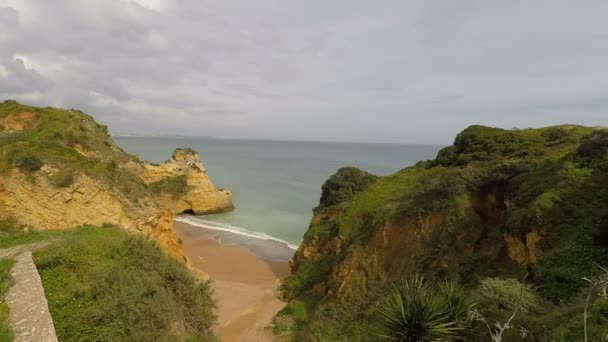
(2, 243), (58, 342)
(0, 241), (54, 259)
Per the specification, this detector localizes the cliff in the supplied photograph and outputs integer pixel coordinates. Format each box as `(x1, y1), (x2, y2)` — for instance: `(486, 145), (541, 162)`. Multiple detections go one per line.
(0, 100), (233, 260)
(279, 125), (608, 341)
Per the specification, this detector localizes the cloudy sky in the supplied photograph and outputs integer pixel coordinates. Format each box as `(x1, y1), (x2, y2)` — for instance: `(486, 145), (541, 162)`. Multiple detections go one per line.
(0, 0), (606, 144)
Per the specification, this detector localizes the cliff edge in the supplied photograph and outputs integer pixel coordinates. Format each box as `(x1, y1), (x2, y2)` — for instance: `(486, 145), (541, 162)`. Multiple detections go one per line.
(279, 125), (608, 341)
(0, 100), (233, 260)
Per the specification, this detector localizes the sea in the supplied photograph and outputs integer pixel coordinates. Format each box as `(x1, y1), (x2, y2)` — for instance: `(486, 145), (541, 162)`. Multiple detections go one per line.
(114, 137), (443, 261)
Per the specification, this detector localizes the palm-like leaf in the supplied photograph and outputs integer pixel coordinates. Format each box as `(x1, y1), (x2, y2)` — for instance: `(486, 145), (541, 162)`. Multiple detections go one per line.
(377, 275), (480, 341)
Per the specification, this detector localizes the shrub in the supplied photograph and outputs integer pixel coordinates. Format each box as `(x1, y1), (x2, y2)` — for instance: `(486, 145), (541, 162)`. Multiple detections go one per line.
(171, 147), (198, 160)
(281, 259), (332, 299)
(0, 258), (15, 342)
(477, 278), (539, 313)
(49, 168), (75, 187)
(33, 225), (217, 341)
(434, 146), (457, 166)
(377, 275), (480, 341)
(148, 175), (188, 198)
(0, 132), (25, 145)
(577, 129), (608, 161)
(318, 167), (378, 208)
(17, 155), (43, 172)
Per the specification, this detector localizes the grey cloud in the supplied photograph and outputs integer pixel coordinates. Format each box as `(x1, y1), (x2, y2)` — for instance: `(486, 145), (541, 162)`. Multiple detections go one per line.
(0, 0), (606, 144)
(0, 57), (53, 93)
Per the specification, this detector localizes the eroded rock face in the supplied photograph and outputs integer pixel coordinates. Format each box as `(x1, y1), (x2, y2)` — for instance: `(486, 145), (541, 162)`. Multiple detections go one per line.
(141, 148), (234, 215)
(0, 111), (39, 132)
(0, 148), (235, 261)
(0, 169), (184, 260)
(0, 102), (233, 265)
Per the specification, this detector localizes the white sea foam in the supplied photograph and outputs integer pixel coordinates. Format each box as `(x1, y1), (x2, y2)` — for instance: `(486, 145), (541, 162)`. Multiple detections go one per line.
(175, 215), (299, 250)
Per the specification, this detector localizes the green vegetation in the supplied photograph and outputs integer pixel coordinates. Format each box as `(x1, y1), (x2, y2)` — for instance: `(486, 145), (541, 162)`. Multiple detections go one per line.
(281, 259), (334, 298)
(33, 225), (216, 341)
(378, 276), (479, 341)
(273, 299), (313, 336)
(0, 100), (200, 203)
(0, 259), (15, 342)
(48, 167), (75, 187)
(16, 156), (43, 172)
(281, 125), (608, 341)
(434, 125), (592, 167)
(338, 168), (420, 239)
(171, 147), (198, 159)
(149, 175), (189, 198)
(0, 100), (151, 202)
(318, 167), (379, 208)
(0, 218), (65, 249)
(476, 278), (539, 313)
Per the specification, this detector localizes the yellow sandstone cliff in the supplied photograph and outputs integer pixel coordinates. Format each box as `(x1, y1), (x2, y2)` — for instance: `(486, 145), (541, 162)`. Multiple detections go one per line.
(0, 100), (233, 261)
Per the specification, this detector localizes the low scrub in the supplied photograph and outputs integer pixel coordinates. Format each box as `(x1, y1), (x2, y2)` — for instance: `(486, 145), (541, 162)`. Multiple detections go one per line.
(49, 168), (75, 188)
(149, 175), (189, 198)
(33, 225), (216, 341)
(0, 218), (63, 248)
(0, 259), (14, 342)
(17, 156), (43, 172)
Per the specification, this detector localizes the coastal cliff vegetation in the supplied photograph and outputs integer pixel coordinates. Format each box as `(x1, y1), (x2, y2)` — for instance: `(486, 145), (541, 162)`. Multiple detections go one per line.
(0, 100), (229, 340)
(279, 125), (608, 341)
(0, 99), (233, 260)
(33, 225), (216, 341)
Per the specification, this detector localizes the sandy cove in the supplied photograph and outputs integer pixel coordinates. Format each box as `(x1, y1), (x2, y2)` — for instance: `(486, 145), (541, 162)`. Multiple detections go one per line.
(174, 221), (290, 342)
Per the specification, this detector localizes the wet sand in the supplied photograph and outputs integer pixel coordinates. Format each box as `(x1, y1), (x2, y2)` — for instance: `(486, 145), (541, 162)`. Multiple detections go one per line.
(174, 221), (291, 342)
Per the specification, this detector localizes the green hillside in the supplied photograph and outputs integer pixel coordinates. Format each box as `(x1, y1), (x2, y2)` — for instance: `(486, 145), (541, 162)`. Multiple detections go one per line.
(280, 125), (608, 341)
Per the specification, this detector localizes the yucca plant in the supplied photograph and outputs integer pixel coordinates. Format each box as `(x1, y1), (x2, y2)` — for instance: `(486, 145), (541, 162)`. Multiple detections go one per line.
(377, 275), (480, 341)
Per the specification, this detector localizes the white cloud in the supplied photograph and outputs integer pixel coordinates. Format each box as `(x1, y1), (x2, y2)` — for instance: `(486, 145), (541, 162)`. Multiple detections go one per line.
(119, 0), (172, 12)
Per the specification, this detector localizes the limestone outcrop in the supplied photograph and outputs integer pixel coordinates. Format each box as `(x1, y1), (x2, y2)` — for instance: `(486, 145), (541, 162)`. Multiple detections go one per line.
(0, 100), (233, 261)
(141, 148), (233, 215)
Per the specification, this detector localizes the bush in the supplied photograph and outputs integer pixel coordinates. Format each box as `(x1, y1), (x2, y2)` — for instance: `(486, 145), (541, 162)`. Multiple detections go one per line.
(577, 129), (608, 161)
(281, 259), (332, 298)
(148, 175), (188, 198)
(477, 278), (539, 313)
(171, 147), (198, 160)
(0, 259), (15, 342)
(0, 258), (14, 342)
(17, 155), (43, 172)
(49, 168), (75, 187)
(434, 146), (457, 166)
(318, 167), (378, 208)
(33, 225), (217, 341)
(542, 126), (567, 143)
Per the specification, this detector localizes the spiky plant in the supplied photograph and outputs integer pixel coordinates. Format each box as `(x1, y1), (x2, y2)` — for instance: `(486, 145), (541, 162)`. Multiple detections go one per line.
(377, 275), (480, 341)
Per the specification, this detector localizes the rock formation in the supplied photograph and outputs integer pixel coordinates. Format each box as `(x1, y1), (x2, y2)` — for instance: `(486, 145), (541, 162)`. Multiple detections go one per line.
(141, 148), (234, 215)
(0, 100), (233, 261)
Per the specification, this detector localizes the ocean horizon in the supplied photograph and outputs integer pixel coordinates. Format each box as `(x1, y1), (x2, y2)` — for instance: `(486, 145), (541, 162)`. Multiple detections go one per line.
(115, 136), (443, 251)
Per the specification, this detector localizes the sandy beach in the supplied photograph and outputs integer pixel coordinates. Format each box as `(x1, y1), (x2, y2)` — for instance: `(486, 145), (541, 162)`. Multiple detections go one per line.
(174, 221), (291, 342)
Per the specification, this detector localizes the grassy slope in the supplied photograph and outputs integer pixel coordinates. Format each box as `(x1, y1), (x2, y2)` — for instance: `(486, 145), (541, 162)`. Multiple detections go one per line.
(0, 219), (66, 249)
(0, 100), (217, 340)
(0, 100), (162, 203)
(0, 259), (14, 342)
(32, 225), (216, 341)
(280, 125), (608, 341)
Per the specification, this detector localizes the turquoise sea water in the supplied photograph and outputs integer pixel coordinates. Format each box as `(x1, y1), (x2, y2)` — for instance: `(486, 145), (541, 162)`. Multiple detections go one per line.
(114, 137), (442, 249)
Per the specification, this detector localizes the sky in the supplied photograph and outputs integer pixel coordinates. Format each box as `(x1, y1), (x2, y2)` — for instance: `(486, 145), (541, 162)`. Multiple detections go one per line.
(0, 0), (607, 144)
